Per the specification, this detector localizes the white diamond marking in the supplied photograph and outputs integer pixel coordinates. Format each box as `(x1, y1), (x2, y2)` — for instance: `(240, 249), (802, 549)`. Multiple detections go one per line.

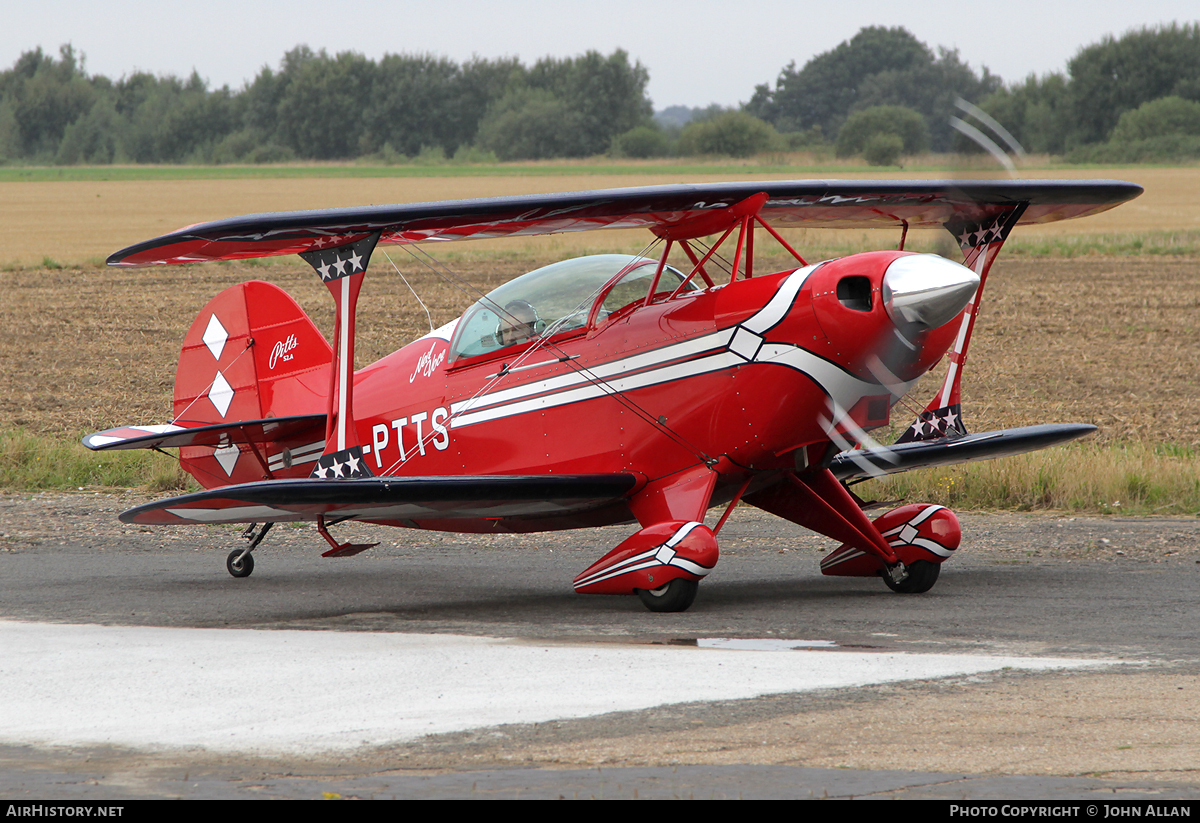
(208, 371), (235, 418)
(729, 326), (763, 362)
(202, 314), (229, 360)
(213, 444), (240, 477)
(653, 545), (677, 565)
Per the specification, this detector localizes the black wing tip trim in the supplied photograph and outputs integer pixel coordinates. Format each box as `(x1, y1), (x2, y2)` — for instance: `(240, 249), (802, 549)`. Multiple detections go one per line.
(830, 423), (1097, 482)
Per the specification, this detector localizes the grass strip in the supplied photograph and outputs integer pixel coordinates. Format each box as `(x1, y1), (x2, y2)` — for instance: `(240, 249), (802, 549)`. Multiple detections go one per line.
(0, 162), (872, 183)
(0, 429), (192, 493)
(0, 155), (1127, 183)
(3, 430), (1197, 516)
(857, 441), (1200, 516)
(1004, 230), (1200, 257)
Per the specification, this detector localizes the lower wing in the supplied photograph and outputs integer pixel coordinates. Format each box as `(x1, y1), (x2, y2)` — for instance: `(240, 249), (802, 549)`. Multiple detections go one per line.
(828, 424), (1096, 483)
(120, 474), (640, 526)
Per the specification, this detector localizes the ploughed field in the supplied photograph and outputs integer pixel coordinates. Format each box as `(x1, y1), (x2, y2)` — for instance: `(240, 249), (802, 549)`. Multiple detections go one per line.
(2, 254), (1197, 447)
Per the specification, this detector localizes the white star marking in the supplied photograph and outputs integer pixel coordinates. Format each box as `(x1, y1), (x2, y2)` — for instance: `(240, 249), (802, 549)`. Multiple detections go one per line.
(346, 453), (361, 474)
(330, 458), (344, 478)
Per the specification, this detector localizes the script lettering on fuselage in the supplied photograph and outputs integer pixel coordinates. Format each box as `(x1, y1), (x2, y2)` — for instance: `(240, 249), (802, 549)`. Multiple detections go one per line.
(409, 342), (446, 383)
(369, 407), (450, 469)
(268, 334), (298, 369)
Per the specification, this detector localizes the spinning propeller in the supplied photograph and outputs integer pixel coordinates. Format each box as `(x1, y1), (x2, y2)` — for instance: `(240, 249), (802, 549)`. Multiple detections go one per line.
(822, 252), (982, 477)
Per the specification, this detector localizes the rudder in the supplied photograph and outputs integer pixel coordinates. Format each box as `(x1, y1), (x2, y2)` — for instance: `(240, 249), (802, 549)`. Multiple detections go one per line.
(175, 280), (332, 487)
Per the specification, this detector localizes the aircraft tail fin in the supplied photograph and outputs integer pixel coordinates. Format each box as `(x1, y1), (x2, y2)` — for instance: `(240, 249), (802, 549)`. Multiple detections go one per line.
(172, 280), (332, 487)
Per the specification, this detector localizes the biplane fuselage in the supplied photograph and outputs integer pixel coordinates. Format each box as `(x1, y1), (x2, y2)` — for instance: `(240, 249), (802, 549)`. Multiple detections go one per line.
(89, 180), (1141, 610)
(341, 251), (958, 533)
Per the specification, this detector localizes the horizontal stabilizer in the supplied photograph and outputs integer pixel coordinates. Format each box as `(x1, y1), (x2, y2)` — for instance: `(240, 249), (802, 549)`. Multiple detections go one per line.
(120, 473), (640, 525)
(83, 415), (326, 451)
(829, 424), (1097, 483)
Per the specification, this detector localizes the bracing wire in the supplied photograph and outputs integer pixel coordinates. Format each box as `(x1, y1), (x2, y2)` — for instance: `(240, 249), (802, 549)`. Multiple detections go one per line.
(381, 248), (435, 334)
(170, 340), (254, 424)
(378, 236), (717, 474)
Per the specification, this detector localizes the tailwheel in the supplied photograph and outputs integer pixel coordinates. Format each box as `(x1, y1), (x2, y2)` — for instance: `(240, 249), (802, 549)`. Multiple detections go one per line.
(226, 549), (255, 578)
(636, 578), (699, 613)
(882, 560), (940, 594)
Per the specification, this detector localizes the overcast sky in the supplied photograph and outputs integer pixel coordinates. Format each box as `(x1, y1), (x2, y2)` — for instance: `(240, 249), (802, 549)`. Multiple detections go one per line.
(4, 1), (1198, 109)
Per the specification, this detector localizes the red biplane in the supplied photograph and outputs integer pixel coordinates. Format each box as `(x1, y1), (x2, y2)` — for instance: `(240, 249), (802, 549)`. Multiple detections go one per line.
(86, 180), (1140, 611)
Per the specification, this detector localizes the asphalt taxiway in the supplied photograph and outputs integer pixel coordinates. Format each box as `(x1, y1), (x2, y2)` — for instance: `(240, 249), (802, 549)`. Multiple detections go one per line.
(1, 494), (1198, 799)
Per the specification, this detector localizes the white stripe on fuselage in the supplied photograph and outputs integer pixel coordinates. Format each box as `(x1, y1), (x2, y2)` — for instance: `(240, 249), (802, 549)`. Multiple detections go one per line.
(754, 343), (915, 416)
(450, 328), (735, 419)
(446, 266), (910, 430)
(451, 346), (742, 428)
(741, 262), (822, 333)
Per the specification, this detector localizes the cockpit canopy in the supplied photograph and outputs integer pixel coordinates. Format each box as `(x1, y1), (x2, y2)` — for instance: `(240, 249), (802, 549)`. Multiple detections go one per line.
(449, 254), (696, 361)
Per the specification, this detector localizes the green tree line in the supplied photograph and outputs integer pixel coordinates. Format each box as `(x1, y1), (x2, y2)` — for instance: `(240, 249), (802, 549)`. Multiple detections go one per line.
(979, 22), (1200, 161)
(4, 23), (1200, 166)
(746, 26), (1000, 153)
(0, 45), (651, 164)
(745, 23), (1200, 164)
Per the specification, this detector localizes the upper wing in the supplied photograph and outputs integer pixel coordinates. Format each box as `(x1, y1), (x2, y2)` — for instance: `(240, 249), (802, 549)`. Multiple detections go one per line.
(120, 473), (640, 526)
(828, 424), (1096, 483)
(108, 180), (1143, 267)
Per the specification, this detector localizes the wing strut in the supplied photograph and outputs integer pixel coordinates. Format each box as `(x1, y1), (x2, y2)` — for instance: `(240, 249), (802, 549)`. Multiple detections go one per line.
(895, 204), (1027, 443)
(298, 232), (382, 478)
(654, 192), (770, 298)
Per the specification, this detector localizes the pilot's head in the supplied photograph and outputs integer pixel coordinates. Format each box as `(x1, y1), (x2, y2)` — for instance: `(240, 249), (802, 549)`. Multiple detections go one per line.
(497, 300), (540, 347)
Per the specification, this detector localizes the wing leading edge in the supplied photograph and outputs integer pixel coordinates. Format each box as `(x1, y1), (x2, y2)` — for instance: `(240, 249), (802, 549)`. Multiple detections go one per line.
(120, 473), (641, 526)
(108, 180), (1143, 267)
(828, 424), (1097, 483)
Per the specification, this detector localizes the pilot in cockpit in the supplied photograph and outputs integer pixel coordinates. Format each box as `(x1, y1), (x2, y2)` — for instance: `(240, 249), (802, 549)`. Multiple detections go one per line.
(496, 299), (542, 348)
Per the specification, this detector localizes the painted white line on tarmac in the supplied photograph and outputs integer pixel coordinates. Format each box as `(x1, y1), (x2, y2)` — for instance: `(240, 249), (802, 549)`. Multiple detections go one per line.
(0, 621), (1104, 756)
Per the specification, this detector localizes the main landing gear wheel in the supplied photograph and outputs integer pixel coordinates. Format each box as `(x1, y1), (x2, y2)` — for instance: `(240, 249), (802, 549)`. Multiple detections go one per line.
(637, 578), (699, 613)
(883, 560), (939, 594)
(226, 549), (254, 578)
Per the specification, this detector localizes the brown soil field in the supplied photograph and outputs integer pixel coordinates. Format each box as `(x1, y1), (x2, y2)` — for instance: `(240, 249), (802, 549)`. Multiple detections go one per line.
(1, 252), (1197, 446)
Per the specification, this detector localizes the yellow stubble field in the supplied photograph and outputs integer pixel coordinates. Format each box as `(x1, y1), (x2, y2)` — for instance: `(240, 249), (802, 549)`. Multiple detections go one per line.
(1, 166), (1196, 268)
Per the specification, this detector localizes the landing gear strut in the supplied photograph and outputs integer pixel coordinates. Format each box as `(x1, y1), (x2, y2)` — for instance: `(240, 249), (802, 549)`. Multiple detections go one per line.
(225, 522), (273, 578)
